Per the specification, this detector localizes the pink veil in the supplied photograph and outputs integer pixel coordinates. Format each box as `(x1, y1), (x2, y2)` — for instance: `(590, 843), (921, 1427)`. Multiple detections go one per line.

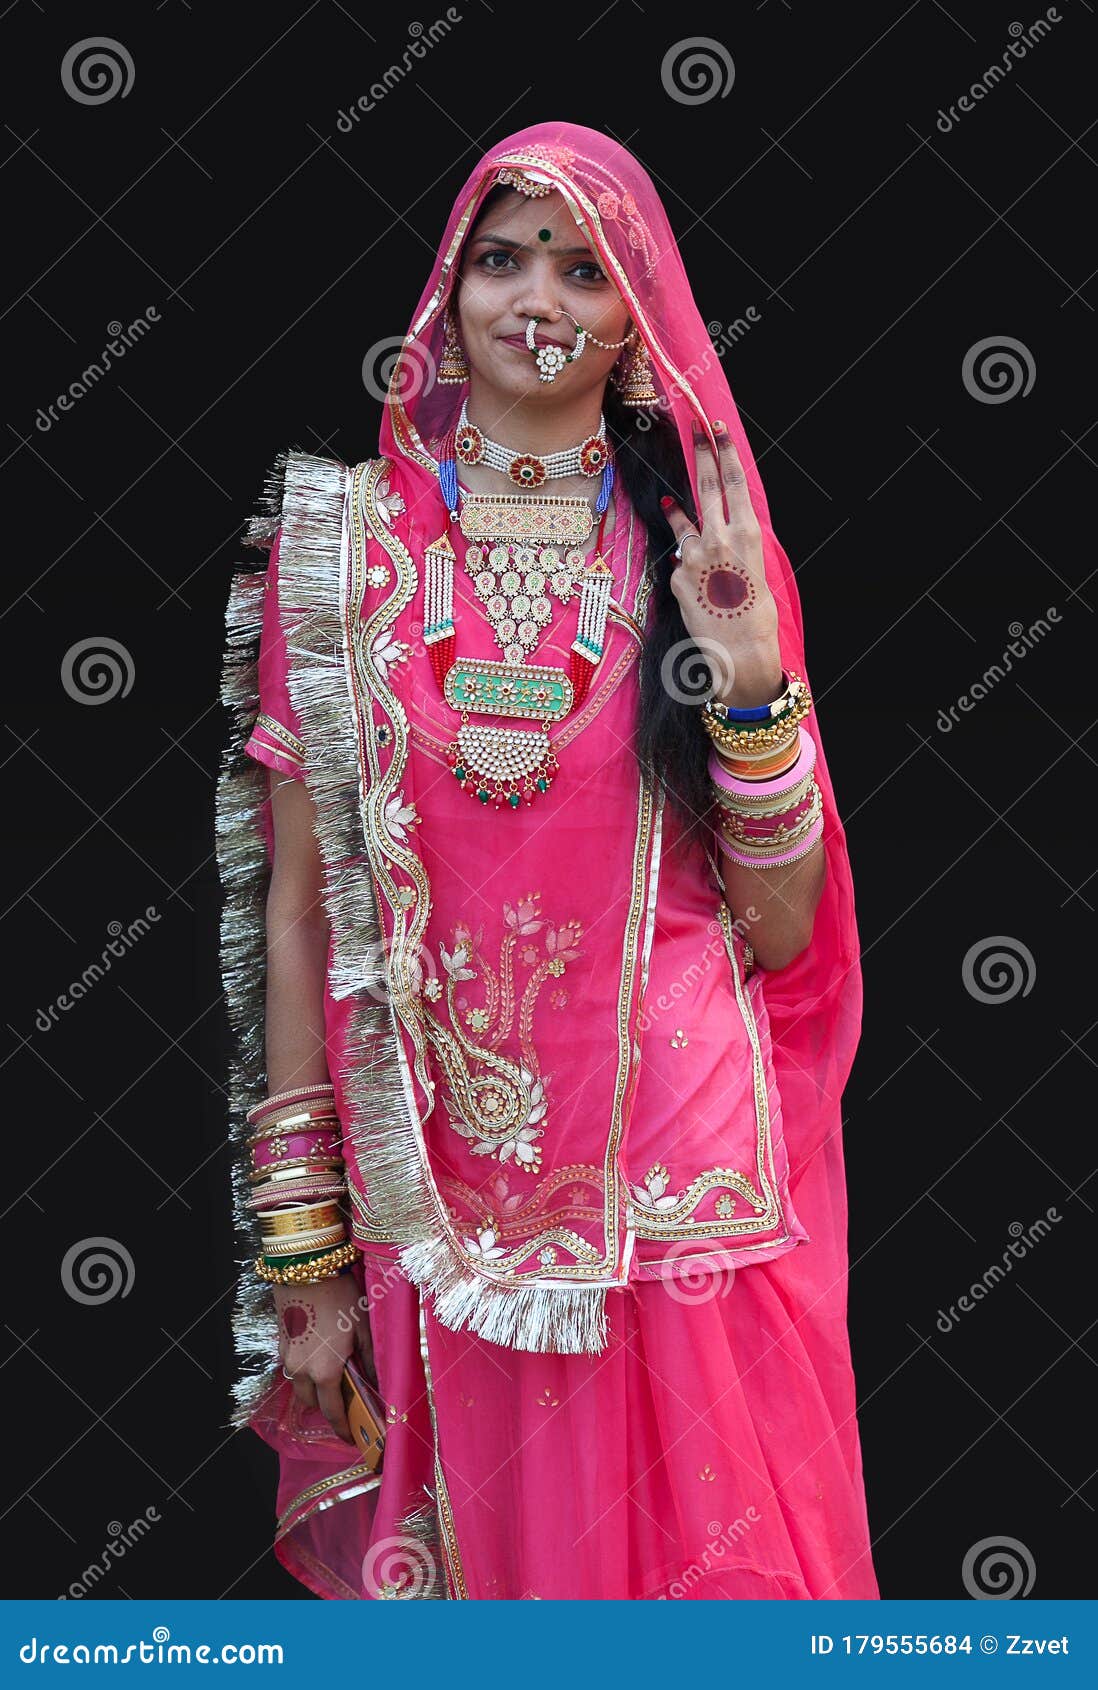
(380, 119), (863, 1207)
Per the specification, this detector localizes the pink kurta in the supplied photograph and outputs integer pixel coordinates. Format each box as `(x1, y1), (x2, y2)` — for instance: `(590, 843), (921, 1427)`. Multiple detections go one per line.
(241, 489), (879, 1600)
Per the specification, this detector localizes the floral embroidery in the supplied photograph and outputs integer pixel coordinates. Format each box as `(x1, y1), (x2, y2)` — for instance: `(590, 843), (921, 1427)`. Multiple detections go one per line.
(464, 1223), (505, 1261)
(372, 629), (408, 679)
(597, 190), (619, 220)
(376, 722), (393, 748)
(426, 892), (584, 1175)
(538, 1245), (559, 1267)
(423, 976), (442, 1002)
(633, 1163), (678, 1212)
(384, 790), (419, 843)
(366, 563), (390, 589)
(715, 1193), (736, 1219)
(375, 476), (406, 525)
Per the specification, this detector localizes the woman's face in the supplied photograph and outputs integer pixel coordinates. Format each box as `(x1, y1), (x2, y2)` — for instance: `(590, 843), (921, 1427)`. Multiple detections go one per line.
(455, 188), (632, 406)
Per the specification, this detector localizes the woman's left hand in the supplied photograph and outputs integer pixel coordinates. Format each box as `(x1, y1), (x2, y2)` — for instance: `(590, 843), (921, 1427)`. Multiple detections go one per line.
(660, 421), (783, 706)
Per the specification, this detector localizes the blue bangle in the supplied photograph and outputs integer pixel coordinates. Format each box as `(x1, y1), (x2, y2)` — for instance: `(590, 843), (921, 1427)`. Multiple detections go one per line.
(712, 669), (790, 722)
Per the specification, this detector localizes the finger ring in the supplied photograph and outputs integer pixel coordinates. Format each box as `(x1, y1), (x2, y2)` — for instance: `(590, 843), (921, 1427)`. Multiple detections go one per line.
(674, 533), (701, 562)
(281, 1366), (293, 1380)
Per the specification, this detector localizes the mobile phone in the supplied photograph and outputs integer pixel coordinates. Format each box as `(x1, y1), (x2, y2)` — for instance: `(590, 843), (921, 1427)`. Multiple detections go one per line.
(340, 1356), (386, 1468)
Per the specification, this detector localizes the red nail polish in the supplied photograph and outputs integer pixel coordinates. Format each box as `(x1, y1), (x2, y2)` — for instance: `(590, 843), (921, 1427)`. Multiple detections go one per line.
(660, 495), (674, 509)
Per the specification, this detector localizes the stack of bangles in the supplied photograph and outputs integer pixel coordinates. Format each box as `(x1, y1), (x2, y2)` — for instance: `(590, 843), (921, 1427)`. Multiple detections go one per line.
(702, 670), (825, 869)
(245, 1083), (356, 1286)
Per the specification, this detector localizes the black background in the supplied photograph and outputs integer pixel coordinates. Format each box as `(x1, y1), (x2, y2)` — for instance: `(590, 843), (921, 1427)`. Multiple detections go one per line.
(2, 0), (1093, 1599)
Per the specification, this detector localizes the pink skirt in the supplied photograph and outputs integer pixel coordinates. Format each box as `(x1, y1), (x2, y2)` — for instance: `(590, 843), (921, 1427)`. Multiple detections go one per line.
(253, 1158), (880, 1600)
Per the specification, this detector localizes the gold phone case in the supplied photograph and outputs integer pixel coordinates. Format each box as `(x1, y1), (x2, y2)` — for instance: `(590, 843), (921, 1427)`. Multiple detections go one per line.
(340, 1360), (386, 1470)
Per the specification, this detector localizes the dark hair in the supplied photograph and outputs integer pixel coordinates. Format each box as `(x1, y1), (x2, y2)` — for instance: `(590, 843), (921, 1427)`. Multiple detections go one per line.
(462, 188), (714, 852)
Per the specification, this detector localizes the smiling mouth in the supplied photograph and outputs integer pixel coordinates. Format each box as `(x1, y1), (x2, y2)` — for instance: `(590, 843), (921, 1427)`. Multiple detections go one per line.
(499, 331), (570, 351)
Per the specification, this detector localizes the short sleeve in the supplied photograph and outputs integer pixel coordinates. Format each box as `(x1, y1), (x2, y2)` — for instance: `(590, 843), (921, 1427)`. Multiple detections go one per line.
(244, 524), (308, 781)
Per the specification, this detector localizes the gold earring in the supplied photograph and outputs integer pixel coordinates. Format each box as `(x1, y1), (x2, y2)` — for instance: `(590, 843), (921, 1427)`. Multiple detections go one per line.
(438, 307), (469, 385)
(613, 331), (658, 407)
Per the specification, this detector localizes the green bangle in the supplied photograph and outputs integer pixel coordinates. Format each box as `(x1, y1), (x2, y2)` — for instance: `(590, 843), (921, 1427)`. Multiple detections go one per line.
(260, 1244), (340, 1270)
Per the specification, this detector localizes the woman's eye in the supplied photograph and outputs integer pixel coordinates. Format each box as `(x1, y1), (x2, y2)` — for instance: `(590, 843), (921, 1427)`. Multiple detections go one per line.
(569, 263), (607, 283)
(480, 251), (515, 271)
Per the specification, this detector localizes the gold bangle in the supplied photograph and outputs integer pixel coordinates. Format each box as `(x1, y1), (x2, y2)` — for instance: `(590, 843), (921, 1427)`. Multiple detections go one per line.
(260, 1202), (344, 1237)
(261, 1225), (347, 1256)
(254, 1241), (357, 1285)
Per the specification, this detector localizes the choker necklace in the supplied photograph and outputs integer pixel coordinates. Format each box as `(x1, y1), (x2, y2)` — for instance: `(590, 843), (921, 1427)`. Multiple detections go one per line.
(454, 400), (610, 489)
(421, 430), (617, 812)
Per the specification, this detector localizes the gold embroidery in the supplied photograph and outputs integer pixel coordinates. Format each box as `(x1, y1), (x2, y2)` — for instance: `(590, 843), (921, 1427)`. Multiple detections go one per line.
(631, 902), (786, 1244)
(251, 711), (306, 764)
(423, 894), (582, 1176)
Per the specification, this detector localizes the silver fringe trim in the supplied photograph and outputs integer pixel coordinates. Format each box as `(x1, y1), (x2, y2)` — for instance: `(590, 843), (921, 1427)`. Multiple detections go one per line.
(275, 451), (614, 1357)
(215, 557), (283, 1429)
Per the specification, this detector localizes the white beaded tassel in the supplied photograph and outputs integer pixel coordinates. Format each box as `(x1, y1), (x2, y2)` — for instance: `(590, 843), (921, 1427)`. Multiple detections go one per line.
(423, 534), (455, 646)
(572, 561), (613, 665)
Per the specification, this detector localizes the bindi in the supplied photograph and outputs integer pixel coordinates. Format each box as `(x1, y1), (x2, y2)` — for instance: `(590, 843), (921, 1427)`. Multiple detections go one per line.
(537, 228), (553, 242)
(697, 565), (756, 619)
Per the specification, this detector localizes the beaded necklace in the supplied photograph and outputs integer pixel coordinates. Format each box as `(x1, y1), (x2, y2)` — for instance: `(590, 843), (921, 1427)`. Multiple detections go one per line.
(421, 431), (617, 812)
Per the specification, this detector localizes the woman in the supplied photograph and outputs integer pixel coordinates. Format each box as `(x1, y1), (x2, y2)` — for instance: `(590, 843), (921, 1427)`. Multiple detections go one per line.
(216, 121), (878, 1601)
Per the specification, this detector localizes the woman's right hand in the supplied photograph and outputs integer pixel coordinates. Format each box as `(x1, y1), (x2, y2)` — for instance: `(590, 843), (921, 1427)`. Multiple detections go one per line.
(274, 1273), (378, 1444)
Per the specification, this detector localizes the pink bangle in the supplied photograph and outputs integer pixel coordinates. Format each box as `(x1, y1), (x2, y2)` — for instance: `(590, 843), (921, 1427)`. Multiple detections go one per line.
(720, 788), (818, 843)
(246, 1083), (336, 1128)
(708, 724), (816, 797)
(715, 808), (825, 870)
(252, 1131), (342, 1169)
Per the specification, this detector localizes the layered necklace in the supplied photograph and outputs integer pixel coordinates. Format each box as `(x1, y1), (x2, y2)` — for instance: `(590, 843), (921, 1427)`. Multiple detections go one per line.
(422, 416), (618, 813)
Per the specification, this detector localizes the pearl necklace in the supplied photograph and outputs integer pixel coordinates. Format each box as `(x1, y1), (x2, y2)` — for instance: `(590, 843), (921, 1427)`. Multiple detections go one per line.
(454, 400), (610, 490)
